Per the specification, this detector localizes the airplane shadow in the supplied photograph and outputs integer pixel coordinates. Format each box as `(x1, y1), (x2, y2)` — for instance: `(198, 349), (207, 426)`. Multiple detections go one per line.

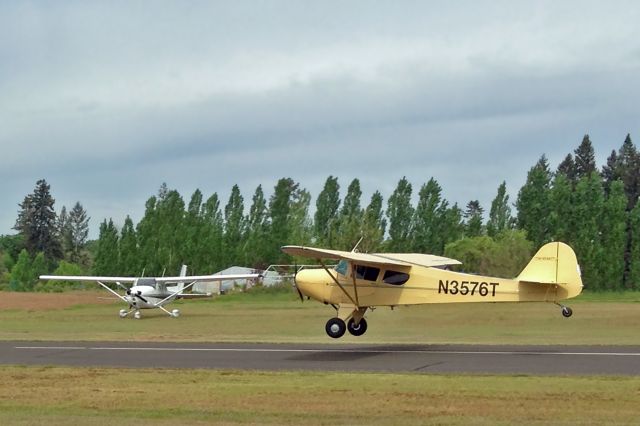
(286, 344), (449, 362)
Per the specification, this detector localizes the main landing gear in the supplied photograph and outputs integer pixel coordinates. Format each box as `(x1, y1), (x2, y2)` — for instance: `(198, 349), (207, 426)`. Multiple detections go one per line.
(325, 317), (369, 338)
(117, 307), (180, 319)
(325, 305), (369, 338)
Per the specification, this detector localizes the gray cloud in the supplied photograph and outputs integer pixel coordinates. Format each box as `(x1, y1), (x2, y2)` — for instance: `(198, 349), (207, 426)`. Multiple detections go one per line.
(1, 1), (639, 237)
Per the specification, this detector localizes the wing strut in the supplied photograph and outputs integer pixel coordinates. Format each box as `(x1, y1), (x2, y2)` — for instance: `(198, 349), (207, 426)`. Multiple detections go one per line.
(154, 280), (198, 307)
(97, 281), (128, 303)
(350, 263), (360, 306)
(319, 260), (359, 307)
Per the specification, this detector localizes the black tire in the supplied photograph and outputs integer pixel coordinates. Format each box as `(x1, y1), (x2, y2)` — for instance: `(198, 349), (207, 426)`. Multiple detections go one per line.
(561, 306), (573, 318)
(347, 317), (368, 336)
(325, 318), (346, 339)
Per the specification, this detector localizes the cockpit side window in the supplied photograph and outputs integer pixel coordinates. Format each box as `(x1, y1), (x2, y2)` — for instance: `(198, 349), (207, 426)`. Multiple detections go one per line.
(355, 265), (380, 281)
(335, 260), (349, 276)
(383, 270), (410, 285)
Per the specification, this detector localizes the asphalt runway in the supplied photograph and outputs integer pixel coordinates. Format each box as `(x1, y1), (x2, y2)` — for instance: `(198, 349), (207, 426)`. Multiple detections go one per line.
(2, 341), (640, 375)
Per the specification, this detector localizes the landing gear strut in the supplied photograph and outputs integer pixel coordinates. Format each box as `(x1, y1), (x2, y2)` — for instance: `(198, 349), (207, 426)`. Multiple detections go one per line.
(555, 302), (573, 318)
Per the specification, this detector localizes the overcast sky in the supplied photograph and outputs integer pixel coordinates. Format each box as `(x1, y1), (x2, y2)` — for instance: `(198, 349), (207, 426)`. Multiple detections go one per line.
(1, 1), (639, 238)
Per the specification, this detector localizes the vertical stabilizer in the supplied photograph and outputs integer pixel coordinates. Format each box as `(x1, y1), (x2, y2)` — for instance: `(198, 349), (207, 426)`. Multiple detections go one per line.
(168, 265), (188, 293)
(517, 242), (583, 298)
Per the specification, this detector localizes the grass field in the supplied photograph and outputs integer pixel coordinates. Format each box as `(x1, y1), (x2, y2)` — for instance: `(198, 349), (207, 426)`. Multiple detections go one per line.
(2, 289), (640, 424)
(1, 366), (640, 425)
(0, 288), (639, 345)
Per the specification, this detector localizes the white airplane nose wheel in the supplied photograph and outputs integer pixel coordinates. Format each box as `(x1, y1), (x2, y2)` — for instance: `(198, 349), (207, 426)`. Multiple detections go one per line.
(119, 309), (127, 318)
(134, 311), (141, 320)
(325, 318), (346, 339)
(172, 309), (180, 318)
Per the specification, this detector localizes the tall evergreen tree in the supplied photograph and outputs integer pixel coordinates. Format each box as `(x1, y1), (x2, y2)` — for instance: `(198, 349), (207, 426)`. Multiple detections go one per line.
(136, 196), (160, 274)
(601, 149), (621, 194)
(360, 191), (386, 253)
(67, 202), (90, 265)
(57, 206), (72, 258)
(14, 179), (62, 261)
(464, 200), (484, 237)
(155, 189), (186, 274)
(224, 185), (245, 266)
(288, 188), (313, 246)
(548, 173), (574, 242)
(119, 216), (139, 275)
(486, 181), (512, 237)
(183, 189), (205, 273)
(441, 202), (465, 248)
(572, 174), (604, 290)
(574, 134), (597, 180)
(516, 155), (552, 248)
(268, 178), (298, 263)
(9, 249), (32, 291)
(337, 179), (364, 250)
(556, 154), (577, 185)
(629, 201), (640, 290)
(93, 219), (119, 276)
(202, 193), (225, 272)
(386, 177), (414, 251)
(314, 176), (341, 247)
(412, 178), (445, 254)
(243, 185), (269, 268)
(617, 134), (640, 210)
(598, 181), (627, 290)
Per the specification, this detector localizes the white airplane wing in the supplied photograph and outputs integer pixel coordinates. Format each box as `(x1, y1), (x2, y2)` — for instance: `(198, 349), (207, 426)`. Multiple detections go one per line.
(156, 273), (261, 283)
(39, 275), (138, 283)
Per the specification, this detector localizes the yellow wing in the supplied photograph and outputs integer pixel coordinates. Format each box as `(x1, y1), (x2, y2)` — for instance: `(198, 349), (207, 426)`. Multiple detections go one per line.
(281, 246), (461, 268)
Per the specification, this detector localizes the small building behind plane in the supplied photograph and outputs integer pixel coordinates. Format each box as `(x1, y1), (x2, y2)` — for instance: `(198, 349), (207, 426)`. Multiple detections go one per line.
(193, 266), (263, 294)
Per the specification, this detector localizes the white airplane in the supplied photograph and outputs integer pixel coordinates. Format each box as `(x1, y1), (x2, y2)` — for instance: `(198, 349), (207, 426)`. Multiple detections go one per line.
(40, 266), (260, 319)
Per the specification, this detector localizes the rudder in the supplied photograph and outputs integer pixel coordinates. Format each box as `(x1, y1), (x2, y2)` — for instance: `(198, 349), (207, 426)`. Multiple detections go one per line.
(517, 242), (583, 299)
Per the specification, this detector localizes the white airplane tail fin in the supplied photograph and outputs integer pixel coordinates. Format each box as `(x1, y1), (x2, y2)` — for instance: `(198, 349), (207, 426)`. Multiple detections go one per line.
(168, 265), (188, 293)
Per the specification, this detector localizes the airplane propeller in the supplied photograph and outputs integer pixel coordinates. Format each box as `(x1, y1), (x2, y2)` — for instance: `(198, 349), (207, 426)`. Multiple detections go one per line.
(133, 291), (149, 304)
(126, 289), (148, 304)
(293, 263), (304, 302)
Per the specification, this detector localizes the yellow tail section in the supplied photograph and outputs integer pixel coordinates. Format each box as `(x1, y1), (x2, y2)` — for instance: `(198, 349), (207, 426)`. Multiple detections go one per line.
(517, 242), (583, 299)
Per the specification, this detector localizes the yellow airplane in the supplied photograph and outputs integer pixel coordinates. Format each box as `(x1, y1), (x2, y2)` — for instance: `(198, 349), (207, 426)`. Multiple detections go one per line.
(281, 242), (583, 338)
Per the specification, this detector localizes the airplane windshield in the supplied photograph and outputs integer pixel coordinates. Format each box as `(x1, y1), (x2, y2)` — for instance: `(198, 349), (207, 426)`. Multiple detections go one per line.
(136, 278), (157, 287)
(334, 260), (348, 276)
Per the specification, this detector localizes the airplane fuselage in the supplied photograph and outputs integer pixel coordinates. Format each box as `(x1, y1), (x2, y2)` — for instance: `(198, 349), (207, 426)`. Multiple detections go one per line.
(125, 285), (177, 309)
(295, 260), (582, 307)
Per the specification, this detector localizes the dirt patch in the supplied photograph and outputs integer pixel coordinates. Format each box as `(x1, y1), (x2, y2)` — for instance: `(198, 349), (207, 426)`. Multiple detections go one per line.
(0, 291), (116, 310)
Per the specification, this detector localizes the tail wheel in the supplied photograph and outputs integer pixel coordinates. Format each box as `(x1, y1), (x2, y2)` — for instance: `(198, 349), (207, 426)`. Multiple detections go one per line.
(325, 318), (346, 339)
(347, 317), (368, 336)
(561, 306), (573, 318)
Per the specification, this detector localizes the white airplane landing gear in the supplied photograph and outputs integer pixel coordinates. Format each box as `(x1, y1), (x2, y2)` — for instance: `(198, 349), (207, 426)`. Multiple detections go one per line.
(134, 311), (142, 320)
(119, 309), (128, 318)
(171, 309), (180, 318)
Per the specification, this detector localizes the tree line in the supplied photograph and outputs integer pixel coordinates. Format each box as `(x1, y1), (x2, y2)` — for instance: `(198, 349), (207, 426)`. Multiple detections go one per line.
(1, 134), (639, 292)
